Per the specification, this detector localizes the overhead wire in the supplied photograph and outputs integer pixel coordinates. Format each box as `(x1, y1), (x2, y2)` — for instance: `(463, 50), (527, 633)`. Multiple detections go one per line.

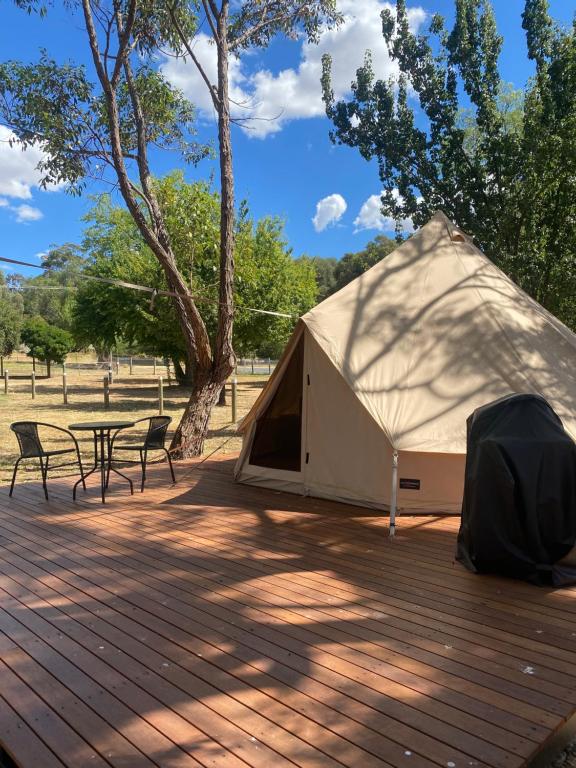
(0, 255), (298, 319)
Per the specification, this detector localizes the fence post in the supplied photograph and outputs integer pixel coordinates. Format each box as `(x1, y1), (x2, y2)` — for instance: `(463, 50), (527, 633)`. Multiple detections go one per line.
(62, 372), (68, 404)
(31, 371), (36, 399)
(158, 376), (164, 415)
(108, 363), (113, 384)
(231, 377), (237, 423)
(32, 356), (36, 373)
(103, 376), (110, 409)
(153, 357), (157, 375)
(251, 358), (255, 375)
(4, 370), (8, 395)
(268, 358), (271, 375)
(0, 356), (3, 377)
(116, 359), (120, 376)
(129, 357), (133, 375)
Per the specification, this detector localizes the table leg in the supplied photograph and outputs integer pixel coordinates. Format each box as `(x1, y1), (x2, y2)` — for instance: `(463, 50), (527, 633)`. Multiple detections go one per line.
(73, 430), (100, 501)
(99, 429), (106, 503)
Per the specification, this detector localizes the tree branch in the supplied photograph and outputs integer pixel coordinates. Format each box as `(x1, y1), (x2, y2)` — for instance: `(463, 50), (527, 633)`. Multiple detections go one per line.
(110, 0), (137, 87)
(231, 2), (311, 50)
(169, 5), (220, 111)
(201, 0), (220, 42)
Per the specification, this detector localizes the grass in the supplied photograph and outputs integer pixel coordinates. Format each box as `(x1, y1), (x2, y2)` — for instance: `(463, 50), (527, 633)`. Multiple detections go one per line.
(0, 360), (267, 486)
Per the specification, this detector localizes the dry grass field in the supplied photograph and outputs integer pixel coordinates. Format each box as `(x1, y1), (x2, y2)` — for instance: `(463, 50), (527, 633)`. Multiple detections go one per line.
(0, 357), (267, 486)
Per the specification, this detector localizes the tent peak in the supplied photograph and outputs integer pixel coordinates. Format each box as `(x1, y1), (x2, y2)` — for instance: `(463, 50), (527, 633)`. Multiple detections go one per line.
(428, 210), (474, 244)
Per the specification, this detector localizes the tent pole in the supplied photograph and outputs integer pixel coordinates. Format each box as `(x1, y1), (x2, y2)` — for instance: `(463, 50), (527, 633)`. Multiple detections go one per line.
(390, 450), (398, 537)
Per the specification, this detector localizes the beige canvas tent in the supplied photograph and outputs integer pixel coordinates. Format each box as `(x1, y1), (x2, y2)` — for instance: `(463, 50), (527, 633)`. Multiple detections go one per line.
(235, 211), (576, 530)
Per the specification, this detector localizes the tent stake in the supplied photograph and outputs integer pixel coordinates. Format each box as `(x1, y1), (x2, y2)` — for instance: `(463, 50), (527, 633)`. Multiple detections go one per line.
(390, 450), (398, 537)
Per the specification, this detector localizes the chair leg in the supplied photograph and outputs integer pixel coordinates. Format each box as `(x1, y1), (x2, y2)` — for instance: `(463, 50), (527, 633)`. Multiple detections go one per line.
(76, 447), (87, 492)
(164, 448), (176, 483)
(9, 458), (22, 497)
(141, 449), (148, 492)
(39, 456), (49, 500)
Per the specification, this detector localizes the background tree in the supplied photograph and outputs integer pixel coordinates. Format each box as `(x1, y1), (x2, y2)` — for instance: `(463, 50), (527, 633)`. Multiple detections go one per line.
(0, 271), (23, 358)
(299, 233), (397, 302)
(73, 174), (317, 372)
(21, 317), (74, 377)
(234, 216), (318, 358)
(322, 0), (576, 328)
(332, 235), (397, 294)
(297, 256), (338, 302)
(21, 245), (84, 332)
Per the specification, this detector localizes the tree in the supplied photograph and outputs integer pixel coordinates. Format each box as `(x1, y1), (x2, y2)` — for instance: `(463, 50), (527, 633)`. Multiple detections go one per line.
(0, 271), (23, 358)
(73, 175), (219, 384)
(21, 317), (74, 377)
(297, 256), (338, 302)
(322, 0), (576, 328)
(234, 216), (318, 358)
(332, 235), (397, 294)
(299, 234), (397, 302)
(1, 0), (340, 456)
(73, 174), (317, 371)
(22, 245), (84, 332)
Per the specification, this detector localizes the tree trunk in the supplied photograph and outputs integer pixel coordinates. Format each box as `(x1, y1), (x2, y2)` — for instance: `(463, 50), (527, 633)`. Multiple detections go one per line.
(173, 358), (186, 385)
(212, 0), (235, 386)
(172, 357), (195, 386)
(218, 384), (227, 406)
(170, 371), (222, 457)
(169, 1), (236, 459)
(46, 359), (51, 378)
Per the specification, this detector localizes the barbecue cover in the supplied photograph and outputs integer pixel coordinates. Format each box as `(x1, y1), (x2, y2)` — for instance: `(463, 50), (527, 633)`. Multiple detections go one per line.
(456, 394), (576, 585)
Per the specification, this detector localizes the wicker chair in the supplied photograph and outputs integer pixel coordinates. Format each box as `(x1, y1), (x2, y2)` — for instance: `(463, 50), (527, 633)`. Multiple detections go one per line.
(108, 416), (176, 492)
(10, 421), (86, 500)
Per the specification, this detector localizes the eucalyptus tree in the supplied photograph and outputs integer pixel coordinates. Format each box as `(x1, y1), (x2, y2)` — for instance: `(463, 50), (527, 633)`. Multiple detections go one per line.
(1, 0), (340, 454)
(322, 0), (576, 328)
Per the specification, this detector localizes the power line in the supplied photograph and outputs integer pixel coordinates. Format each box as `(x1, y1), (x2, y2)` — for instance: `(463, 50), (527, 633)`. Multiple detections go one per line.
(0, 255), (298, 319)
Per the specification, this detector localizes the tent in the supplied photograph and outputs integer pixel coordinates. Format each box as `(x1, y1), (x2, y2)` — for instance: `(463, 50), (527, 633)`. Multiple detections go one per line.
(235, 211), (576, 530)
(457, 394), (576, 586)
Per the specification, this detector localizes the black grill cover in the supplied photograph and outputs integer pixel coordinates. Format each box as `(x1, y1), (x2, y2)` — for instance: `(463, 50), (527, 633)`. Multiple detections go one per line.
(456, 394), (576, 586)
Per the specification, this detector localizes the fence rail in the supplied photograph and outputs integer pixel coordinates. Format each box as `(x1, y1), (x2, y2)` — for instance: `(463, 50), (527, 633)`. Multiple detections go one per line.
(0, 353), (278, 380)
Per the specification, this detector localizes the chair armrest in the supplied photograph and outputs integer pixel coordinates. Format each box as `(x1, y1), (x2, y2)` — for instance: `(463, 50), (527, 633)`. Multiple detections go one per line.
(36, 423), (82, 453)
(109, 420), (145, 452)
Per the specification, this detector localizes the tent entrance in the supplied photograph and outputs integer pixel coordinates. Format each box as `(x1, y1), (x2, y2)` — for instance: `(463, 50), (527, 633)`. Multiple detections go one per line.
(249, 336), (304, 471)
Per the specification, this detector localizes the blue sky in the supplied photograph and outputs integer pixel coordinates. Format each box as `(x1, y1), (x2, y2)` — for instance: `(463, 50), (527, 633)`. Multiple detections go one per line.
(0, 0), (575, 278)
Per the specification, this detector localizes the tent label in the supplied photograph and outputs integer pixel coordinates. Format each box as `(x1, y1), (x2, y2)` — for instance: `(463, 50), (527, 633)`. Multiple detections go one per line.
(400, 478), (421, 490)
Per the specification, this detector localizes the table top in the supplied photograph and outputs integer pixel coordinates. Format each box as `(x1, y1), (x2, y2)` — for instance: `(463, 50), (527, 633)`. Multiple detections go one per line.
(68, 420), (135, 431)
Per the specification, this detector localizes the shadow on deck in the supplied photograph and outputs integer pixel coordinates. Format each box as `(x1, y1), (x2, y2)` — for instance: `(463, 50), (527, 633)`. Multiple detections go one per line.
(0, 455), (575, 768)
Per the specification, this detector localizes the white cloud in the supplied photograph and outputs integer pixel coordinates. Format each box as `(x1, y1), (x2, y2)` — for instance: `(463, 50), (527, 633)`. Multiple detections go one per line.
(160, 35), (248, 117)
(0, 125), (54, 199)
(312, 193), (347, 232)
(0, 198), (8, 207)
(12, 204), (43, 223)
(354, 190), (415, 234)
(160, 1), (426, 138)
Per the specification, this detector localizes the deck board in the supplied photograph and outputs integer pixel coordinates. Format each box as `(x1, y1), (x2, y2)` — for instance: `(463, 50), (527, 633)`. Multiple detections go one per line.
(1, 456), (576, 767)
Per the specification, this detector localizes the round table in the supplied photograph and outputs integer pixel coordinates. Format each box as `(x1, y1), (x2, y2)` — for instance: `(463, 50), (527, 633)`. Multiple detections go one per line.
(69, 420), (135, 503)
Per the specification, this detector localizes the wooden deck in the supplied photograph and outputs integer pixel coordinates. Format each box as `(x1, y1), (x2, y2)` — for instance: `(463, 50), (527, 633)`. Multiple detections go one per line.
(1, 455), (576, 768)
